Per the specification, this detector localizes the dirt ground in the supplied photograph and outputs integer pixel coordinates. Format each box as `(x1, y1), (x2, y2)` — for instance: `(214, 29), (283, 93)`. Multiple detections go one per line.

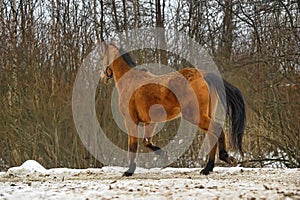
(0, 166), (299, 199)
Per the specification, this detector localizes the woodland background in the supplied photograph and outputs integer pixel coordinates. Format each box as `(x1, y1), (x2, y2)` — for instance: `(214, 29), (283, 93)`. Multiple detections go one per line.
(0, 0), (299, 170)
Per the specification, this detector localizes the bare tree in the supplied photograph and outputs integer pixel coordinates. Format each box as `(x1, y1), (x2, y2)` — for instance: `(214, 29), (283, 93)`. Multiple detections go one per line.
(0, 0), (298, 170)
(155, 0), (167, 65)
(220, 0), (234, 65)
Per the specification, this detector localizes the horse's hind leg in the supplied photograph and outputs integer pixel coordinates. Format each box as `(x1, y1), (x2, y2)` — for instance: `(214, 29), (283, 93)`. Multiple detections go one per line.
(208, 86), (237, 168)
(199, 87), (218, 175)
(199, 116), (237, 175)
(200, 141), (217, 175)
(143, 123), (166, 156)
(198, 114), (219, 175)
(218, 131), (237, 166)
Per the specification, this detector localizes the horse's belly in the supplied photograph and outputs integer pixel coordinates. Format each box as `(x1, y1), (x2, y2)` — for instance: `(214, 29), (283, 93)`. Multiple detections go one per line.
(141, 102), (180, 123)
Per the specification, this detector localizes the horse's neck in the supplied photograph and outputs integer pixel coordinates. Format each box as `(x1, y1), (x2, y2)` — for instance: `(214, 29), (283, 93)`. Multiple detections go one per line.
(111, 56), (132, 83)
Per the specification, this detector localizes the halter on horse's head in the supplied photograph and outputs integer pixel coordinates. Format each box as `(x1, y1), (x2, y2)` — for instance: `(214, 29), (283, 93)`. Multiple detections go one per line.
(100, 41), (137, 84)
(100, 41), (116, 84)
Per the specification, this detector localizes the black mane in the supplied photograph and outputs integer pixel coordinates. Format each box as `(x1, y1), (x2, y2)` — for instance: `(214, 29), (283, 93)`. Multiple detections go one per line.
(118, 48), (136, 68)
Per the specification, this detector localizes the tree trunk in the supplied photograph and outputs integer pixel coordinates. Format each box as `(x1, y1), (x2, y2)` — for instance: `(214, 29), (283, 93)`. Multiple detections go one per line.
(155, 0), (167, 65)
(51, 0), (56, 94)
(122, 0), (129, 43)
(92, 0), (99, 42)
(133, 0), (140, 28)
(112, 0), (120, 32)
(100, 0), (104, 39)
(219, 0), (234, 68)
(10, 0), (18, 110)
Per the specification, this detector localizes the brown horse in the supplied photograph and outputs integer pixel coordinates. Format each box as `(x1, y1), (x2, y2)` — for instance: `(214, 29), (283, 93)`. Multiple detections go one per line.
(99, 41), (246, 176)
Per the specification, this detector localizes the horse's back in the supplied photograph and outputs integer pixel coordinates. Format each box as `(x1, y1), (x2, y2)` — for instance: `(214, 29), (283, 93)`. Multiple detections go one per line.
(178, 68), (204, 81)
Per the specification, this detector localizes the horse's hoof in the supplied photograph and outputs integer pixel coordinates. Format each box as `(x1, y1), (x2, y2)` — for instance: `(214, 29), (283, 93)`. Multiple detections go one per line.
(123, 171), (134, 177)
(200, 168), (210, 175)
(123, 163), (136, 177)
(154, 148), (164, 156)
(228, 156), (238, 167)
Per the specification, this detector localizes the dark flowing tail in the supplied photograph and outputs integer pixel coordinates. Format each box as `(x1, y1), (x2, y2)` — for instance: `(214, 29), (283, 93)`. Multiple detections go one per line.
(204, 73), (246, 154)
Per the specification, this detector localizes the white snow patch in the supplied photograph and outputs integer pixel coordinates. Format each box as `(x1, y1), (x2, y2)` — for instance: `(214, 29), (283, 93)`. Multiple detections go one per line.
(7, 160), (47, 176)
(0, 160), (299, 200)
(162, 167), (199, 173)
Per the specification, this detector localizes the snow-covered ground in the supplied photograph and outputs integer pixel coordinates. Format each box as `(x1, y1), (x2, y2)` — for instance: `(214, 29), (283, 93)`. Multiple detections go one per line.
(0, 160), (299, 199)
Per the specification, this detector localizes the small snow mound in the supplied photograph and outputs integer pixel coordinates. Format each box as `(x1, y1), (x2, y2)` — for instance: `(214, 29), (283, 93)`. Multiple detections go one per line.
(162, 167), (200, 174)
(7, 160), (46, 176)
(214, 167), (245, 175)
(226, 167), (244, 174)
(101, 166), (127, 174)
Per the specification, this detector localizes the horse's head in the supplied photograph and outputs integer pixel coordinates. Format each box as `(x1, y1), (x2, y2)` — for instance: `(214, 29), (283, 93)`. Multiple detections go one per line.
(99, 41), (120, 84)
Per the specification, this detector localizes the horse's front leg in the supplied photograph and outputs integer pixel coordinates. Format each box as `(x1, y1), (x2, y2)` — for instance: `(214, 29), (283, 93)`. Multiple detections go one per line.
(123, 135), (138, 176)
(123, 120), (139, 177)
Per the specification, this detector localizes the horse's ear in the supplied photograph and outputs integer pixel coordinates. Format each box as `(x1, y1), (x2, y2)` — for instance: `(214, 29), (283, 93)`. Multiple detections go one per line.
(99, 40), (108, 53)
(111, 40), (120, 49)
